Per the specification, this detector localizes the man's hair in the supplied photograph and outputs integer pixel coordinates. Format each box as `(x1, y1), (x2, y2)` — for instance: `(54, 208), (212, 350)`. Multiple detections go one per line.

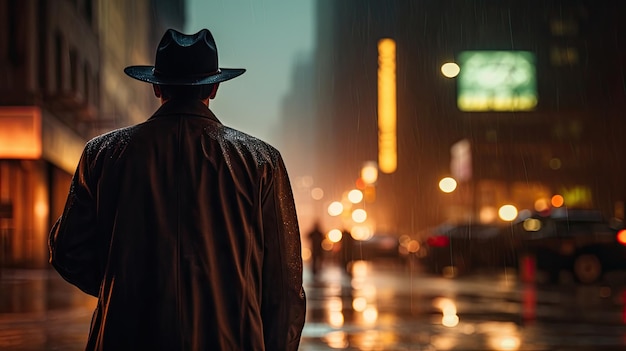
(158, 84), (215, 100)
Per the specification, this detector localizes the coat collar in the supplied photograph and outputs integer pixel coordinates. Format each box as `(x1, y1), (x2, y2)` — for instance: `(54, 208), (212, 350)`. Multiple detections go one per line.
(149, 99), (222, 124)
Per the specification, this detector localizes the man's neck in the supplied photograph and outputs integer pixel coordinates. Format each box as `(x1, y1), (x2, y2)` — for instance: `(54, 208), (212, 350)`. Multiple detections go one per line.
(161, 97), (210, 107)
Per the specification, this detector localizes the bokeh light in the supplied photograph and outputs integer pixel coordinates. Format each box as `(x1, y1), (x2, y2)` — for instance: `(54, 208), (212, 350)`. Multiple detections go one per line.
(434, 297), (459, 327)
(328, 201), (344, 216)
(348, 189), (364, 204)
(549, 157), (562, 170)
(439, 177), (458, 193)
(326, 296), (344, 328)
(534, 198), (549, 212)
(311, 187), (324, 200)
(441, 62), (461, 78)
(617, 229), (626, 245)
(498, 204), (518, 221)
(352, 297), (367, 311)
(327, 229), (343, 243)
(351, 225), (373, 241)
(551, 194), (564, 207)
(523, 218), (542, 232)
(361, 161), (379, 184)
(479, 206), (498, 223)
(321, 238), (334, 251)
(352, 209), (367, 223)
(323, 331), (348, 348)
(362, 306), (378, 324)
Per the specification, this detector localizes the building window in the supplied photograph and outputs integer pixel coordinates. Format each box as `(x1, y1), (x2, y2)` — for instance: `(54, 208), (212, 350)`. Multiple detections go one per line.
(84, 0), (93, 24)
(8, 0), (22, 65)
(69, 49), (78, 92)
(550, 18), (579, 36)
(84, 63), (90, 105)
(55, 32), (64, 91)
(550, 46), (579, 66)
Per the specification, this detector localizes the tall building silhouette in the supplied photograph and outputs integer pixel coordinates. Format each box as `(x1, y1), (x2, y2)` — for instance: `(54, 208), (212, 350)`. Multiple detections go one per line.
(0, 0), (185, 267)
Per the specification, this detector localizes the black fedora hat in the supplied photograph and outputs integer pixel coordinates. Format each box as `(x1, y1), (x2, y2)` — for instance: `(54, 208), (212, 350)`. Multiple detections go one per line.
(124, 28), (245, 85)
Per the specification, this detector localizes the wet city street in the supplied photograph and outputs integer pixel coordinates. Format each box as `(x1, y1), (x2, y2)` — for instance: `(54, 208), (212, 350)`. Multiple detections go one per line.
(1, 259), (625, 350)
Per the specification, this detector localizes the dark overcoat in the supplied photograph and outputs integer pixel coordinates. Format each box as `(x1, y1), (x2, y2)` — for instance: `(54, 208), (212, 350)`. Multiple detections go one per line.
(49, 99), (306, 350)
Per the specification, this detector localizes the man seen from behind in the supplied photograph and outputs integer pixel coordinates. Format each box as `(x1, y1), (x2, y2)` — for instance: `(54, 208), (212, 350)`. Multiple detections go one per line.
(48, 28), (306, 351)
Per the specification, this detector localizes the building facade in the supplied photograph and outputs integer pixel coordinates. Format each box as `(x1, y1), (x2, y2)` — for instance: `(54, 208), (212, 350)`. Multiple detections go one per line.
(0, 0), (185, 267)
(313, 0), (626, 237)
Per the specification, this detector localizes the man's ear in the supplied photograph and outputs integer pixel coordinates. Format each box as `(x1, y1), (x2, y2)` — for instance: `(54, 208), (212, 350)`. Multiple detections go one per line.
(209, 83), (219, 99)
(153, 85), (161, 98)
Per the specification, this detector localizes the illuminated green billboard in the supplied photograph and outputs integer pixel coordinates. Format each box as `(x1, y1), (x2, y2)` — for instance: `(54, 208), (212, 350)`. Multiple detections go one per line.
(457, 51), (537, 112)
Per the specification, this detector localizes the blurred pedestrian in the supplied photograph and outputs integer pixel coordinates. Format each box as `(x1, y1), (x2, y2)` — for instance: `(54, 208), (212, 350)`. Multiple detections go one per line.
(307, 220), (325, 276)
(48, 28), (306, 351)
(341, 229), (356, 274)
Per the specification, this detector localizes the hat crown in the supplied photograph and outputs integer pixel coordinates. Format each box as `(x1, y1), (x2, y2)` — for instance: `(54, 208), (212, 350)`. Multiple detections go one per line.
(123, 28), (245, 85)
(154, 29), (220, 79)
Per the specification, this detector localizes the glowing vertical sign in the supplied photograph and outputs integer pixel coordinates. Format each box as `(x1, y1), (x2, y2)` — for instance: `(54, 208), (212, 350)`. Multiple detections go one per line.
(377, 38), (397, 174)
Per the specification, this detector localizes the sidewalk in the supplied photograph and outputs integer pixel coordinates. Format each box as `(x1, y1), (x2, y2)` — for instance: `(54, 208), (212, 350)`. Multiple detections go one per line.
(0, 268), (96, 350)
(0, 268), (96, 315)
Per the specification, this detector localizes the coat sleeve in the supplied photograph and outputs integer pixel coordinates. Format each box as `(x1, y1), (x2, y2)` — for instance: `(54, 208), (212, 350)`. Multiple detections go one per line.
(261, 154), (306, 351)
(48, 144), (101, 297)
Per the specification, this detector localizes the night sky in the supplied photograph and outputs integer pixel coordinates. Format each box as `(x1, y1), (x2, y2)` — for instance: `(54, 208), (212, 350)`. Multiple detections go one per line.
(185, 0), (314, 145)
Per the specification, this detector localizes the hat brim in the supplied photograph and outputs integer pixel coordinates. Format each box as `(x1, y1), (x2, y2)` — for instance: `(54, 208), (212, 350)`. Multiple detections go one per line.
(124, 66), (246, 85)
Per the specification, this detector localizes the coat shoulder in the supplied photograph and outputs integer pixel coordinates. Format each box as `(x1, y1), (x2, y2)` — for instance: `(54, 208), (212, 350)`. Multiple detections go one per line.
(83, 125), (141, 155)
(219, 126), (284, 162)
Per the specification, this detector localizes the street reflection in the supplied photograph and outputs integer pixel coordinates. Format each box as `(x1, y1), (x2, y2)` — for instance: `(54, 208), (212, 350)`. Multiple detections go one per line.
(480, 322), (521, 351)
(429, 299), (520, 351)
(521, 284), (537, 323)
(350, 261), (378, 327)
(316, 260), (398, 349)
(1, 263), (625, 350)
(301, 258), (626, 351)
(323, 330), (349, 349)
(0, 269), (96, 351)
(326, 296), (344, 328)
(433, 297), (459, 327)
(316, 260), (527, 350)
(0, 270), (96, 314)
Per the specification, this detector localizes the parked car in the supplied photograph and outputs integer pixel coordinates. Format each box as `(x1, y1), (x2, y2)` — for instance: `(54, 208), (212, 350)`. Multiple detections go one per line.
(347, 233), (404, 262)
(419, 222), (518, 276)
(512, 208), (626, 284)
